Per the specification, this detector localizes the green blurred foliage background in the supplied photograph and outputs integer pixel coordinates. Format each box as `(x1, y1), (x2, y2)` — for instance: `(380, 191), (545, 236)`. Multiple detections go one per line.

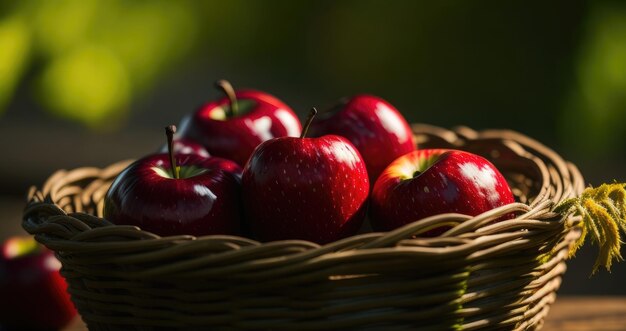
(0, 0), (196, 126)
(0, 0), (624, 157)
(0, 0), (624, 294)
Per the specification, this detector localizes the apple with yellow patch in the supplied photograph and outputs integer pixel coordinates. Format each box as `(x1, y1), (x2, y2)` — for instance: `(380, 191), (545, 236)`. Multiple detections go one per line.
(370, 149), (515, 235)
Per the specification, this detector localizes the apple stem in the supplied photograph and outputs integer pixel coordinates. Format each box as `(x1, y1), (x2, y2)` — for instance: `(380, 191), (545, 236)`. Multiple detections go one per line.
(165, 125), (180, 179)
(215, 79), (238, 117)
(300, 107), (318, 138)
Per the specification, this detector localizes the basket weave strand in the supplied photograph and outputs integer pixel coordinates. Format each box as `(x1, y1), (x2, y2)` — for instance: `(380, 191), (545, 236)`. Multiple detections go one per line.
(23, 124), (588, 330)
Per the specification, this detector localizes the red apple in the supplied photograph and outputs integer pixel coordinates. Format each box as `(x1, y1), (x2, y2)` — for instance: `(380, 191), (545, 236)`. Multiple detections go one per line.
(242, 108), (369, 244)
(0, 236), (76, 329)
(308, 94), (415, 183)
(370, 149), (515, 235)
(159, 137), (210, 158)
(178, 80), (302, 166)
(104, 126), (243, 236)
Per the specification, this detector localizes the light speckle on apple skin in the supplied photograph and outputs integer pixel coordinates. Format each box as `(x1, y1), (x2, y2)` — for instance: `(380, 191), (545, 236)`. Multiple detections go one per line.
(241, 135), (369, 244)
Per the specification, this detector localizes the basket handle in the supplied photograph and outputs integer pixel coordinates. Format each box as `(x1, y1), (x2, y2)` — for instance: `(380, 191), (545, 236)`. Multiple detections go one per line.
(555, 183), (626, 274)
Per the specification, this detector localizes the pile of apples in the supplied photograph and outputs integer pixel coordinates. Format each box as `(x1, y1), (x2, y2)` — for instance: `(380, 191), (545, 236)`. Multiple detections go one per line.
(104, 80), (514, 244)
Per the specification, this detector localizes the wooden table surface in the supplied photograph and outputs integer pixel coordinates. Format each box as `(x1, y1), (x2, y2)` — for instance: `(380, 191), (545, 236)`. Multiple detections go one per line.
(61, 296), (626, 330)
(541, 297), (626, 331)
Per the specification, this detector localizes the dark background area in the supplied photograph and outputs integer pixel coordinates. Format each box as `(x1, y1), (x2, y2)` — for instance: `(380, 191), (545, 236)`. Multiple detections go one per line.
(0, 0), (624, 294)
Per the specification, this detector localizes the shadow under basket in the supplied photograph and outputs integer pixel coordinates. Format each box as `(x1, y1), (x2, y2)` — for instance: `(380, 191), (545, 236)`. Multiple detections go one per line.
(23, 124), (593, 331)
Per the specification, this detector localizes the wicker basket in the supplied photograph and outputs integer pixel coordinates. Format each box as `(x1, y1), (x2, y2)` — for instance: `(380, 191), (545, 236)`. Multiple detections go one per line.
(22, 124), (621, 330)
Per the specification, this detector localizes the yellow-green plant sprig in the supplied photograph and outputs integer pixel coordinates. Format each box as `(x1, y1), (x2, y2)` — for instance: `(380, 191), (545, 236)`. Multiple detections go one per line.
(554, 183), (626, 275)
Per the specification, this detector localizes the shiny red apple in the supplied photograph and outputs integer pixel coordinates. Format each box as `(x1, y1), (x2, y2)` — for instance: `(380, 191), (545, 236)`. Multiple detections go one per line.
(370, 149), (515, 235)
(242, 108), (369, 244)
(0, 236), (76, 329)
(159, 137), (210, 158)
(308, 94), (415, 183)
(178, 80), (302, 166)
(104, 126), (243, 236)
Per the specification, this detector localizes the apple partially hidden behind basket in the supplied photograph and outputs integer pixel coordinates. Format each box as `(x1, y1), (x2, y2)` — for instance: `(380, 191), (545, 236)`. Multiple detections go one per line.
(0, 236), (77, 329)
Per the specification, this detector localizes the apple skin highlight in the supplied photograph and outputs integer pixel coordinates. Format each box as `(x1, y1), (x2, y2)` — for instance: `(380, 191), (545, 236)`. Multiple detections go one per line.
(159, 137), (210, 158)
